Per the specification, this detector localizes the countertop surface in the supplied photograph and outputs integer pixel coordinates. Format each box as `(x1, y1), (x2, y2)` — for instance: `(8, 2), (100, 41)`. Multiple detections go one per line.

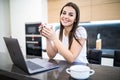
(0, 54), (120, 80)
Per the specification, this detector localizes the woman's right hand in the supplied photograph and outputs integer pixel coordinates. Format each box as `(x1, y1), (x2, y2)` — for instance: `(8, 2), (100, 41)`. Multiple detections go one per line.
(41, 26), (58, 41)
(38, 23), (44, 34)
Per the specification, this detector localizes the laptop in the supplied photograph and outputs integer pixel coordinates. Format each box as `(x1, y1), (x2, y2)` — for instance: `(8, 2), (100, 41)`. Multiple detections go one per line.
(3, 37), (59, 74)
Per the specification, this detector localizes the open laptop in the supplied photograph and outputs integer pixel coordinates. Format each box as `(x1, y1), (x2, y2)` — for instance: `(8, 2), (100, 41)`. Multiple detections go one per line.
(3, 37), (59, 74)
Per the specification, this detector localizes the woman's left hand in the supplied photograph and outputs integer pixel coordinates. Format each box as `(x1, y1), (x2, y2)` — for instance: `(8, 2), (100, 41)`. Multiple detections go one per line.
(41, 26), (58, 41)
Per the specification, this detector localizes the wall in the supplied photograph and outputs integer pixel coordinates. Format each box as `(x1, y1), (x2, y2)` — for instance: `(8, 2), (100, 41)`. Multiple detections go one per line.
(0, 0), (10, 53)
(48, 0), (120, 23)
(0, 0), (47, 64)
(0, 0), (12, 64)
(10, 0), (48, 56)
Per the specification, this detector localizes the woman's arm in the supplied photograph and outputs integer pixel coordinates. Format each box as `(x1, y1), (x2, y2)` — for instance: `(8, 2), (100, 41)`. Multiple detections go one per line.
(53, 37), (86, 63)
(46, 38), (58, 59)
(41, 26), (58, 59)
(41, 26), (86, 63)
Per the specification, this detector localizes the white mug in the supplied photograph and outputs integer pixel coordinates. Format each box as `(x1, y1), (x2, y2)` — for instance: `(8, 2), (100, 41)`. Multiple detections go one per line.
(66, 65), (95, 79)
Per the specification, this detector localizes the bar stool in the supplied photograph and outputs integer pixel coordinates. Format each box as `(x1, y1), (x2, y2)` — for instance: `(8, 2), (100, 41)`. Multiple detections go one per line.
(113, 50), (120, 67)
(87, 49), (102, 64)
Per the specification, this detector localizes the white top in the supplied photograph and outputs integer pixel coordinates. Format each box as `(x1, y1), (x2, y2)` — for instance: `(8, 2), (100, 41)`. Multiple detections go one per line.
(56, 26), (88, 64)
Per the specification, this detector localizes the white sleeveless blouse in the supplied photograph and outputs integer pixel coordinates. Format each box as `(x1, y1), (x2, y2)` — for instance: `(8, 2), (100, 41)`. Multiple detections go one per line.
(56, 26), (88, 64)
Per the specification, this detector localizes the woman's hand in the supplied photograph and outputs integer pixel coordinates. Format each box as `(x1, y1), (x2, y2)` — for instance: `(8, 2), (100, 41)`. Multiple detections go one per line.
(38, 23), (44, 34)
(41, 25), (58, 41)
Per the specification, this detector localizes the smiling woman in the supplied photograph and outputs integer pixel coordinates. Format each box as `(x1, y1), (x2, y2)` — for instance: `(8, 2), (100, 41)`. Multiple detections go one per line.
(39, 2), (88, 64)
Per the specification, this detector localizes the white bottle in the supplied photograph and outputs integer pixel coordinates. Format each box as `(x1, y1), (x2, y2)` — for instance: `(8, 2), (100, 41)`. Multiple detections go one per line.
(96, 33), (102, 50)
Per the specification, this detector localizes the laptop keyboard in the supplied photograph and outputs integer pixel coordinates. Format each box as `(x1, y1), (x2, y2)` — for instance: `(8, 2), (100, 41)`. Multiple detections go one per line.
(26, 61), (44, 70)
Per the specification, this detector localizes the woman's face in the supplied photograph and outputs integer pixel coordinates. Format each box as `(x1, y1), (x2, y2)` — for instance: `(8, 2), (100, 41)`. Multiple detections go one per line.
(60, 6), (76, 28)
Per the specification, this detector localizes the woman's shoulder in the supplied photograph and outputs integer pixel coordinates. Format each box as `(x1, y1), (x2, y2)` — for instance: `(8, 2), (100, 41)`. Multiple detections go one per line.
(77, 26), (86, 31)
(75, 26), (87, 39)
(76, 26), (87, 34)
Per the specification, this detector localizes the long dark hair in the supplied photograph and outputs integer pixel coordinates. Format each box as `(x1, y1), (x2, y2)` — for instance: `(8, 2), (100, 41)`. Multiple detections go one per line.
(59, 2), (81, 49)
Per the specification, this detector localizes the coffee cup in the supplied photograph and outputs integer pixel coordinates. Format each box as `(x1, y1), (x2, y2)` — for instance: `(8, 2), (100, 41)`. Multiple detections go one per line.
(66, 65), (95, 79)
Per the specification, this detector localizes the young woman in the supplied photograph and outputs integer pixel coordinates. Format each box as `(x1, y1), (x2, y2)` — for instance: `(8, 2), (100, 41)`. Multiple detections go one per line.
(39, 2), (88, 64)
